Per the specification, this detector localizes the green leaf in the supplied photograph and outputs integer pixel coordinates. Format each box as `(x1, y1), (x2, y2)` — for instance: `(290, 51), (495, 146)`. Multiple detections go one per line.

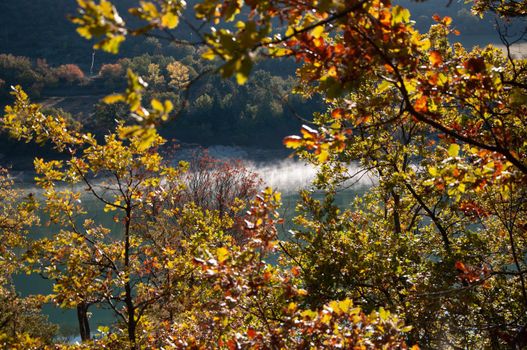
(392, 6), (410, 24)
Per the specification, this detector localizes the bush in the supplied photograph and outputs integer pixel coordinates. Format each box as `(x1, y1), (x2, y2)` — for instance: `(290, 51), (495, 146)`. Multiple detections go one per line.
(98, 63), (124, 89)
(54, 64), (85, 84)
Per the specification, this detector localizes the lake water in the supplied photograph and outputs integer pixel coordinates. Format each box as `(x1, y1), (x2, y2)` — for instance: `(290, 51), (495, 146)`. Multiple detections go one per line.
(12, 146), (372, 339)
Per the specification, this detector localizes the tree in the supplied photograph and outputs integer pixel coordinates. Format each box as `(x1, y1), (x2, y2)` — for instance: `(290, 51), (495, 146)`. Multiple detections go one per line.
(4, 86), (239, 347)
(68, 0), (527, 348)
(2, 75), (414, 349)
(0, 168), (58, 348)
(166, 61), (189, 90)
(54, 64), (86, 85)
(5, 0), (526, 347)
(180, 150), (261, 219)
(98, 63), (125, 89)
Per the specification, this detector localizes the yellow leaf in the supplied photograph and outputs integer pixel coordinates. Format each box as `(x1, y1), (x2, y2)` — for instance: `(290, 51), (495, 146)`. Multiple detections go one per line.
(419, 38), (431, 51)
(448, 144), (460, 157)
(287, 302), (297, 313)
(377, 80), (392, 94)
(392, 6), (410, 23)
(321, 312), (332, 325)
(311, 25), (325, 39)
(151, 99), (163, 111)
(316, 147), (329, 163)
(217, 247), (229, 264)
(378, 307), (389, 320)
(161, 12), (179, 29)
(103, 94), (125, 104)
(428, 167), (438, 177)
(236, 71), (248, 85)
(202, 50), (216, 60)
(329, 300), (340, 313)
(338, 299), (353, 313)
(164, 100), (174, 113)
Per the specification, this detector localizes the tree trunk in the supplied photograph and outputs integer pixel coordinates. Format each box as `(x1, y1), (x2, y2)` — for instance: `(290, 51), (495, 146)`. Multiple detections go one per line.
(77, 302), (91, 341)
(124, 205), (137, 350)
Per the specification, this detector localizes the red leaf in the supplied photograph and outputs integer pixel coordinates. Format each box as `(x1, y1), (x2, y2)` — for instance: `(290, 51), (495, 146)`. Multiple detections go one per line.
(247, 328), (257, 339)
(291, 266), (301, 277)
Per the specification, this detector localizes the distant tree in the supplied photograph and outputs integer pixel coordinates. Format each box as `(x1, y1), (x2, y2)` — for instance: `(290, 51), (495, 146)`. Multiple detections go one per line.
(0, 54), (46, 96)
(54, 64), (85, 85)
(180, 150), (262, 219)
(98, 63), (124, 89)
(144, 37), (162, 55)
(99, 63), (122, 78)
(145, 63), (165, 91)
(166, 61), (189, 90)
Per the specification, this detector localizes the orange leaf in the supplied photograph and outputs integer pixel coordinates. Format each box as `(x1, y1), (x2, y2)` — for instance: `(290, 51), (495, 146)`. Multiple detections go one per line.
(414, 96), (428, 113)
(283, 135), (303, 149)
(355, 115), (371, 126)
(429, 50), (443, 67)
(334, 43), (345, 54)
(331, 108), (346, 119)
(291, 266), (301, 277)
(263, 271), (272, 282)
(455, 261), (467, 273)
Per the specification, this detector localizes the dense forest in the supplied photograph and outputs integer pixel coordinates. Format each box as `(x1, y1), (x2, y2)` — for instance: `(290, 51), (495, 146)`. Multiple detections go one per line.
(0, 0), (527, 349)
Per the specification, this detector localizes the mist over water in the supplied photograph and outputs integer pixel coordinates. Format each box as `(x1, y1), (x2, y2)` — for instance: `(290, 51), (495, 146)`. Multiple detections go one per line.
(249, 159), (316, 192)
(247, 158), (376, 193)
(181, 145), (376, 193)
(10, 146), (376, 205)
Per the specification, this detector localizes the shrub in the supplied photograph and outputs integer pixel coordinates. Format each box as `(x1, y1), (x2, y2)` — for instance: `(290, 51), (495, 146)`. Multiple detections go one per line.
(54, 64), (85, 84)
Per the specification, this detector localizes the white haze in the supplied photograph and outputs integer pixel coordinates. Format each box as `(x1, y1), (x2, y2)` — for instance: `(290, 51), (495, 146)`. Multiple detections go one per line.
(11, 146), (375, 194)
(202, 145), (375, 193)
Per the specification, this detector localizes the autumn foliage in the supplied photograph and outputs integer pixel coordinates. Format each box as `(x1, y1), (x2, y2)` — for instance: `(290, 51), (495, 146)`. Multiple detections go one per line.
(1, 0), (526, 349)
